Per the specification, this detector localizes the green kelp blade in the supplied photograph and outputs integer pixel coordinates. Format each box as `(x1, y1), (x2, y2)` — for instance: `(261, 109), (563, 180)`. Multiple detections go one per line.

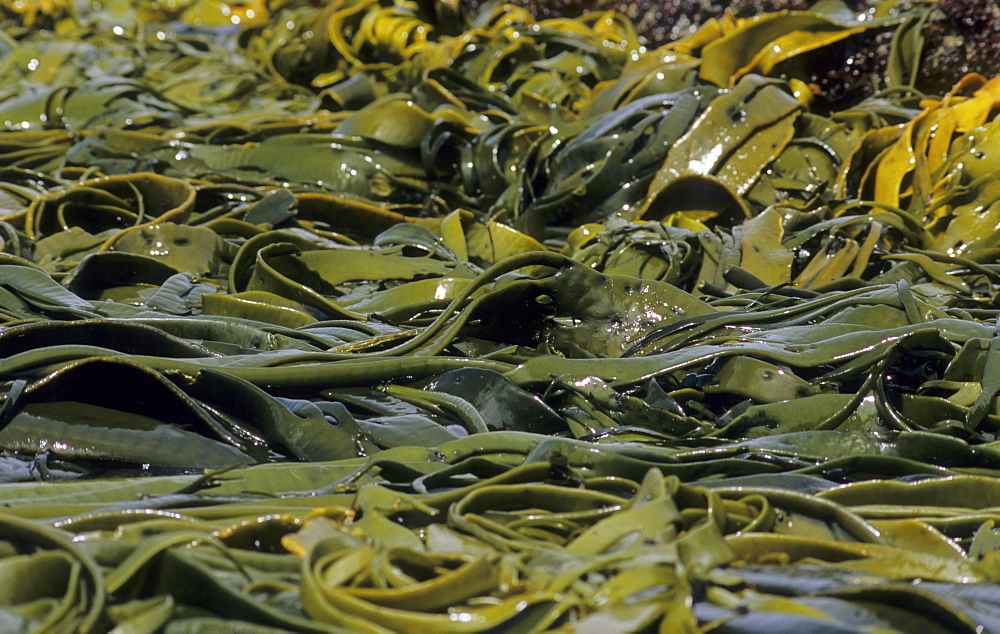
(110, 222), (232, 277)
(0, 405), (253, 468)
(0, 318), (221, 359)
(514, 91), (704, 235)
(356, 413), (465, 449)
(0, 263), (100, 319)
(640, 74), (803, 219)
(507, 320), (935, 388)
(1, 356), (270, 463)
(0, 514), (105, 633)
(202, 290), (320, 328)
(460, 256), (716, 357)
(179, 370), (363, 462)
(696, 4), (910, 87)
(423, 367), (565, 434)
(64, 252), (186, 302)
(145, 134), (428, 200)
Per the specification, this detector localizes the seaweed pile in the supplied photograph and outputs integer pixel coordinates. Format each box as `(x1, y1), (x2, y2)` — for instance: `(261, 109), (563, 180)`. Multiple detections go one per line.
(2, 0), (1000, 630)
(467, 0), (1000, 102)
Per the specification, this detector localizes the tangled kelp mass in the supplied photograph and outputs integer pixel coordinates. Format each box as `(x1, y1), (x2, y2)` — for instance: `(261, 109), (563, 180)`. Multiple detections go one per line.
(466, 0), (1000, 102)
(3, 0), (1000, 630)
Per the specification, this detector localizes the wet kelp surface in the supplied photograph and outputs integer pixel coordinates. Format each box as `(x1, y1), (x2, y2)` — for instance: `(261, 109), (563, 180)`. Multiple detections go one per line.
(465, 0), (1000, 102)
(2, 0), (1000, 630)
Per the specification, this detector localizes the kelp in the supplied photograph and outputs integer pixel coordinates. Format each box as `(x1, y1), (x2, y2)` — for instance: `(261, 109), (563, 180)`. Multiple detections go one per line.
(2, 0), (1000, 631)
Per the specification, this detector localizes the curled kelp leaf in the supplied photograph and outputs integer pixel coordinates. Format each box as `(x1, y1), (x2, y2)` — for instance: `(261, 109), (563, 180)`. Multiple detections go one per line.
(432, 209), (546, 266)
(0, 262), (101, 321)
(177, 369), (362, 461)
(567, 221), (688, 279)
(21, 173), (196, 242)
(0, 131), (75, 172)
(301, 536), (559, 631)
(293, 191), (419, 242)
(201, 290), (321, 328)
(337, 94), (456, 150)
(63, 251), (217, 309)
(230, 234), (472, 321)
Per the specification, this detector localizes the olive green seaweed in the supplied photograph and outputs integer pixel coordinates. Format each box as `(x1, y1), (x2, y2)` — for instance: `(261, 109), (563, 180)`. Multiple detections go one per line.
(1, 0), (1000, 630)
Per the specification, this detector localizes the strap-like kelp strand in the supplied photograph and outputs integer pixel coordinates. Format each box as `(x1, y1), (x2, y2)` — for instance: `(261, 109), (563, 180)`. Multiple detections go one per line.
(629, 284), (911, 355)
(895, 279), (923, 324)
(723, 266), (820, 298)
(0, 318), (224, 358)
(121, 354), (515, 389)
(710, 486), (885, 544)
(508, 317), (992, 387)
(48, 508), (216, 533)
(381, 384), (490, 434)
(104, 530), (217, 594)
(873, 373), (917, 432)
(332, 250), (572, 356)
